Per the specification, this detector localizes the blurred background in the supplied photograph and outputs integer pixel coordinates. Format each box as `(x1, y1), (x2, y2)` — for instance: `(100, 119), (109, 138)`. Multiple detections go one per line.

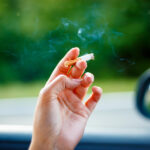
(0, 0), (150, 97)
(0, 0), (150, 127)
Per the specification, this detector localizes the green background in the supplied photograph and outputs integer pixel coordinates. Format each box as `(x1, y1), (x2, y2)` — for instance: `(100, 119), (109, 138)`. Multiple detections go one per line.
(0, 0), (150, 97)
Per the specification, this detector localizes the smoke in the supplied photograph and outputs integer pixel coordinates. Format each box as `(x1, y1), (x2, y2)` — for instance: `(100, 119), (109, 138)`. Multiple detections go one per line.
(0, 4), (136, 82)
(11, 13), (135, 73)
(47, 14), (135, 73)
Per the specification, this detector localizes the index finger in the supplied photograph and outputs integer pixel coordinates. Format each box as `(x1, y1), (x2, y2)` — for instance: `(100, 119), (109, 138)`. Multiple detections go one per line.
(47, 47), (80, 84)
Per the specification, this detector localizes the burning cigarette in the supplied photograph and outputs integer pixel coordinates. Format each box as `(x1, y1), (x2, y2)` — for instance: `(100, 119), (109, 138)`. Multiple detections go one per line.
(64, 53), (94, 67)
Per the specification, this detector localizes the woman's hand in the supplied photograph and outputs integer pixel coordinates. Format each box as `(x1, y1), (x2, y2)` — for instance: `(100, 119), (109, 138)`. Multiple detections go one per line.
(29, 48), (102, 150)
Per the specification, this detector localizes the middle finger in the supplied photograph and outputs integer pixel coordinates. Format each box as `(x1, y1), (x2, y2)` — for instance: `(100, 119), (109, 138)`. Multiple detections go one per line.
(70, 60), (87, 78)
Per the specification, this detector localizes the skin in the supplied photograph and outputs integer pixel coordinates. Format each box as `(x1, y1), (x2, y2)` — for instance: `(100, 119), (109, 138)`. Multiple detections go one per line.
(29, 47), (102, 150)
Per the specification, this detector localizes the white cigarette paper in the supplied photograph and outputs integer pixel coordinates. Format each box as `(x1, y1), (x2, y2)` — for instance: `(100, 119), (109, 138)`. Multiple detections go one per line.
(79, 53), (94, 61)
(64, 53), (94, 67)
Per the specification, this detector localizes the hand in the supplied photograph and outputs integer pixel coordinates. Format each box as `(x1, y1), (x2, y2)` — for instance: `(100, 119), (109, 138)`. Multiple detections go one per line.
(29, 48), (102, 150)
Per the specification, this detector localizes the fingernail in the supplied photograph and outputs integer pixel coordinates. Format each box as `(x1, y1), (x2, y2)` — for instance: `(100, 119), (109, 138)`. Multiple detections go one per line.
(76, 61), (82, 69)
(85, 73), (94, 83)
(76, 60), (86, 70)
(87, 77), (92, 83)
(93, 86), (103, 94)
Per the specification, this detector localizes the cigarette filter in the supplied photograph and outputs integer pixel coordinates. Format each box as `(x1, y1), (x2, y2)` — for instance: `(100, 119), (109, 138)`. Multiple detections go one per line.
(64, 53), (94, 67)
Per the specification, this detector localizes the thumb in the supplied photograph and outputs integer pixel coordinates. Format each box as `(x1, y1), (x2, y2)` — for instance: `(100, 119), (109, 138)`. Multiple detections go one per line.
(43, 75), (82, 98)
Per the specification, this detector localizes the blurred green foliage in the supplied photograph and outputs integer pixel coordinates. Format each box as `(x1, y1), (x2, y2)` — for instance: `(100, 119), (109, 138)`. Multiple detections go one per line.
(0, 0), (150, 83)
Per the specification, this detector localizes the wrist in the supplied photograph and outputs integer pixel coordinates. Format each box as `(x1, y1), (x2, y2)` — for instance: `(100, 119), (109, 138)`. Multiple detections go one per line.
(29, 138), (54, 150)
(54, 142), (74, 150)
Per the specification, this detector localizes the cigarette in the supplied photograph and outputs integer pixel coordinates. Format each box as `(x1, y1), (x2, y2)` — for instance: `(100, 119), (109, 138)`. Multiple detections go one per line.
(64, 53), (94, 67)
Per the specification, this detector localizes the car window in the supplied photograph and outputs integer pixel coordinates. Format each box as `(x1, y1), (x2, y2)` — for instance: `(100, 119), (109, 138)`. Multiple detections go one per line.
(0, 0), (150, 129)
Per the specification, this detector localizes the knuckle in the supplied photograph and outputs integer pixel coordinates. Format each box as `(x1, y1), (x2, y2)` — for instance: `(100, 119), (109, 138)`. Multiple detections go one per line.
(57, 75), (67, 88)
(58, 75), (67, 85)
(58, 74), (66, 81)
(39, 87), (48, 98)
(39, 88), (46, 97)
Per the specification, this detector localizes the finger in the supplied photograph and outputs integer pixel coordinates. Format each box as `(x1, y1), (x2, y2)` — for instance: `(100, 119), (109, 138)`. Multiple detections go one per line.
(70, 60), (87, 78)
(81, 72), (94, 87)
(50, 75), (82, 90)
(43, 75), (82, 97)
(74, 73), (94, 100)
(85, 86), (102, 113)
(60, 89), (89, 117)
(47, 47), (80, 84)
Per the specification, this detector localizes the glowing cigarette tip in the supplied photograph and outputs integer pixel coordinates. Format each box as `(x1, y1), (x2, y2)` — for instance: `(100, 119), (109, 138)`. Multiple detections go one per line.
(64, 53), (94, 67)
